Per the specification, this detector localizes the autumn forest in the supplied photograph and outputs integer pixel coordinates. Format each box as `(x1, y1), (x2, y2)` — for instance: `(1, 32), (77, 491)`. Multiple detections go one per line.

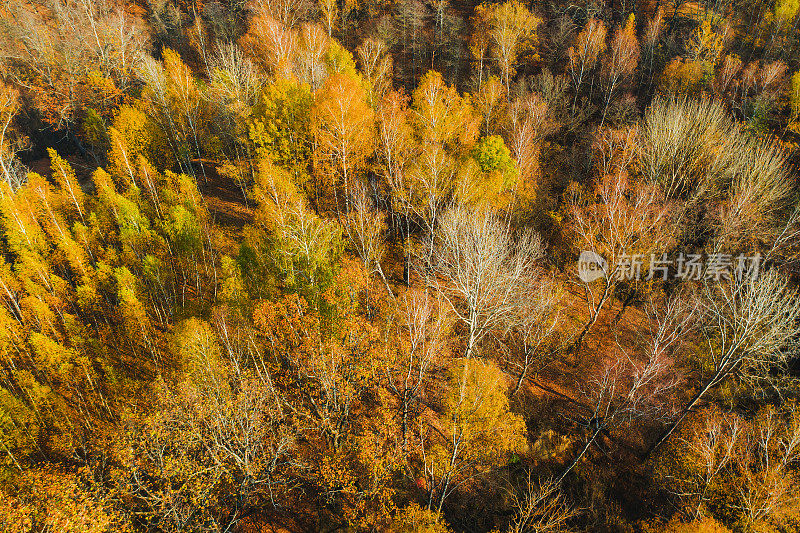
(1, 0), (800, 531)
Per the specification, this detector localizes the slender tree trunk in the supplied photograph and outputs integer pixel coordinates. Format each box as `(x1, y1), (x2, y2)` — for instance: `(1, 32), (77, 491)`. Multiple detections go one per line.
(377, 261), (394, 298)
(403, 214), (411, 285)
(572, 280), (614, 354)
(402, 392), (409, 451)
(465, 312), (478, 359)
(599, 78), (618, 129)
(557, 426), (604, 483)
(643, 374), (720, 459)
(511, 359), (528, 397)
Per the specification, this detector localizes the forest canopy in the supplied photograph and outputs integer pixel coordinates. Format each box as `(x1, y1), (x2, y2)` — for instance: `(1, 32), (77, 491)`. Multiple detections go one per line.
(1, 0), (800, 532)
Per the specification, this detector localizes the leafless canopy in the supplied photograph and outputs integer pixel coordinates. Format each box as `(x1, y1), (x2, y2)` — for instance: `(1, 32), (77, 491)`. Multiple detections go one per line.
(422, 204), (544, 359)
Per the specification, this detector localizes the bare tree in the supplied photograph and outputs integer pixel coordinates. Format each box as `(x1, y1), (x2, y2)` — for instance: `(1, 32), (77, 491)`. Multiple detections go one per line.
(735, 406), (800, 526)
(657, 407), (742, 520)
(503, 276), (562, 397)
(509, 475), (577, 533)
(764, 201), (800, 269)
(657, 404), (800, 524)
(382, 290), (448, 451)
(715, 136), (794, 249)
(343, 183), (391, 295)
(557, 294), (688, 482)
(638, 97), (733, 200)
(647, 270), (800, 456)
(0, 0), (147, 133)
(423, 205), (544, 359)
(703, 268), (800, 387)
(569, 128), (673, 352)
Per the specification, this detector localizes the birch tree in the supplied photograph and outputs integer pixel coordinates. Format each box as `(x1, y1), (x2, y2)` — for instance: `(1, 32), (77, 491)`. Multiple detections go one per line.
(312, 73), (375, 215)
(599, 15), (639, 128)
(648, 269), (800, 456)
(567, 18), (607, 112)
(424, 205), (543, 359)
(568, 128), (673, 352)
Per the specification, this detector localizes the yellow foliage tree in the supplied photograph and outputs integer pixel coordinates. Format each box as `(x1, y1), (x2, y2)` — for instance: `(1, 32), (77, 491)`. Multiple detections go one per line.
(422, 358), (526, 512)
(312, 73), (375, 215)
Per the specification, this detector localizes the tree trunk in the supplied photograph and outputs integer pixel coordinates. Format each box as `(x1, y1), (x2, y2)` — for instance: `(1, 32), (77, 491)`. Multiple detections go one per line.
(557, 426), (604, 483)
(511, 352), (530, 397)
(643, 375), (719, 459)
(572, 280), (614, 355)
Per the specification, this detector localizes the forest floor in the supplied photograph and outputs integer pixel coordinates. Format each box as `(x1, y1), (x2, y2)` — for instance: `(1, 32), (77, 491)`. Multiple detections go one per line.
(199, 163), (255, 228)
